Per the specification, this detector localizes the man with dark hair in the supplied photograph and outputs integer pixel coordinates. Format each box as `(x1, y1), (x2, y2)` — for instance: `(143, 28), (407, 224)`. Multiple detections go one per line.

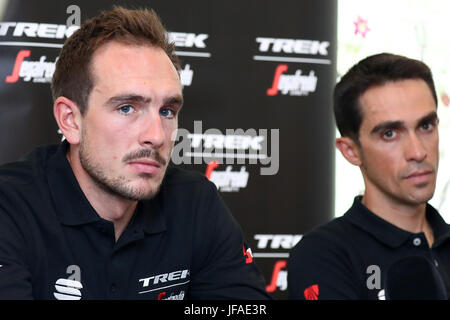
(0, 6), (270, 300)
(288, 53), (450, 300)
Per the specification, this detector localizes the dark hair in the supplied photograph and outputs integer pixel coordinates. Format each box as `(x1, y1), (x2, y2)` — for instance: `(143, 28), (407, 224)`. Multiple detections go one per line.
(333, 53), (437, 143)
(51, 6), (180, 115)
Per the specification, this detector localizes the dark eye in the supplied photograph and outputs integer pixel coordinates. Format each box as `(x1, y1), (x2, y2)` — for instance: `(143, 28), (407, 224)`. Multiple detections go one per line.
(421, 122), (433, 131)
(382, 129), (396, 139)
(118, 104), (135, 115)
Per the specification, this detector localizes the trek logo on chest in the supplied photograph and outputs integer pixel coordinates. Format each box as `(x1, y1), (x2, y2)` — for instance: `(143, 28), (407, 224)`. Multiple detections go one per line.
(138, 269), (190, 295)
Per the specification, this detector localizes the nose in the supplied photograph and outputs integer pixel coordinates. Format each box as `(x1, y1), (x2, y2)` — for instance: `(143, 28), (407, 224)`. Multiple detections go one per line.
(139, 110), (165, 149)
(405, 132), (427, 162)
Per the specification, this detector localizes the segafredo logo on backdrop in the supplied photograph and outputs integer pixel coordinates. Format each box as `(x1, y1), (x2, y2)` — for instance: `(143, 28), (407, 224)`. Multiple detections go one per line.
(205, 161), (249, 192)
(267, 64), (318, 96)
(5, 50), (57, 83)
(266, 260), (287, 293)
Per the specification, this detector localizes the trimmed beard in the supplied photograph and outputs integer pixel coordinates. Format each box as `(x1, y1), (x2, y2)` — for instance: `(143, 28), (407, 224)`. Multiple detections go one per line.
(78, 131), (166, 201)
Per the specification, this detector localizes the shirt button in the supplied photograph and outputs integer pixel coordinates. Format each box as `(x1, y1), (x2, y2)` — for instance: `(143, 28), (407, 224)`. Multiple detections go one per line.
(413, 237), (421, 246)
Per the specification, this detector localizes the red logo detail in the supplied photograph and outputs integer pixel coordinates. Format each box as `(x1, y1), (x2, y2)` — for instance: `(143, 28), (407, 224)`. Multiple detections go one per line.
(304, 284), (319, 300)
(266, 260), (287, 293)
(205, 160), (219, 179)
(243, 245), (253, 264)
(266, 64), (288, 96)
(157, 292), (166, 300)
(6, 49), (31, 83)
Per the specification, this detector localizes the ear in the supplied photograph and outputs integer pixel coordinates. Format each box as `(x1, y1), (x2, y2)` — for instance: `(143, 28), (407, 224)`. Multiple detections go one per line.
(53, 97), (82, 145)
(336, 136), (362, 166)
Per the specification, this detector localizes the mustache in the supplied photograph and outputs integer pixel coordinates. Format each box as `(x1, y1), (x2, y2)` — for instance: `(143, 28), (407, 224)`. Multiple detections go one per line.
(401, 161), (436, 178)
(122, 148), (167, 166)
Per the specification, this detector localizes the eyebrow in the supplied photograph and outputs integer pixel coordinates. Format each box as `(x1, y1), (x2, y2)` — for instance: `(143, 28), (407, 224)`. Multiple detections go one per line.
(105, 94), (184, 107)
(370, 111), (438, 135)
(166, 95), (184, 107)
(417, 111), (438, 127)
(370, 120), (403, 135)
(106, 94), (150, 106)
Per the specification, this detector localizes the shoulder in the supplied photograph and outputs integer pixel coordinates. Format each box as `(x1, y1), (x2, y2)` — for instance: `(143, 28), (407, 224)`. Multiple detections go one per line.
(294, 217), (352, 248)
(289, 216), (360, 267)
(287, 216), (367, 299)
(295, 216), (354, 248)
(0, 144), (57, 202)
(0, 144), (56, 180)
(0, 160), (35, 186)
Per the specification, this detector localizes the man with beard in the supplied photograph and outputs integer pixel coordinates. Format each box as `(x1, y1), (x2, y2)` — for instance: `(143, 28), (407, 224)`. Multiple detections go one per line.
(0, 6), (270, 300)
(288, 53), (450, 300)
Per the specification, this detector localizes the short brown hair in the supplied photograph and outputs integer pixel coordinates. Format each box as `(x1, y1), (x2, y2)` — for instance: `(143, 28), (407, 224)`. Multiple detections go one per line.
(334, 53), (437, 143)
(51, 6), (181, 115)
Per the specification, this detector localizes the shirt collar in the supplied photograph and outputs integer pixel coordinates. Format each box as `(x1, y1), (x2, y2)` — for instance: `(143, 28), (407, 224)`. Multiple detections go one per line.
(46, 141), (100, 226)
(46, 141), (166, 234)
(345, 196), (450, 248)
(428, 204), (450, 247)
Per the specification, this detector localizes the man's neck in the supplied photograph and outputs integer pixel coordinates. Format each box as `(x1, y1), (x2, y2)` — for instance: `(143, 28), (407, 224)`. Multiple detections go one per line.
(361, 192), (433, 247)
(84, 184), (138, 242)
(67, 149), (137, 241)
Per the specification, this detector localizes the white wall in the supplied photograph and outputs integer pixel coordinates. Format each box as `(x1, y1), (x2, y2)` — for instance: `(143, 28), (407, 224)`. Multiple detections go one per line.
(336, 0), (450, 220)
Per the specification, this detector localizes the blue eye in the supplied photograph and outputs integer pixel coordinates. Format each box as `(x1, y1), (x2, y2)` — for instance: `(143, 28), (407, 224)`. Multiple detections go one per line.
(160, 108), (174, 118)
(118, 104), (135, 115)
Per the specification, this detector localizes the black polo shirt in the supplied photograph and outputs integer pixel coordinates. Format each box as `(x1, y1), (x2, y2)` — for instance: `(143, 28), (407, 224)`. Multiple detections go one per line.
(288, 196), (450, 300)
(0, 141), (270, 300)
